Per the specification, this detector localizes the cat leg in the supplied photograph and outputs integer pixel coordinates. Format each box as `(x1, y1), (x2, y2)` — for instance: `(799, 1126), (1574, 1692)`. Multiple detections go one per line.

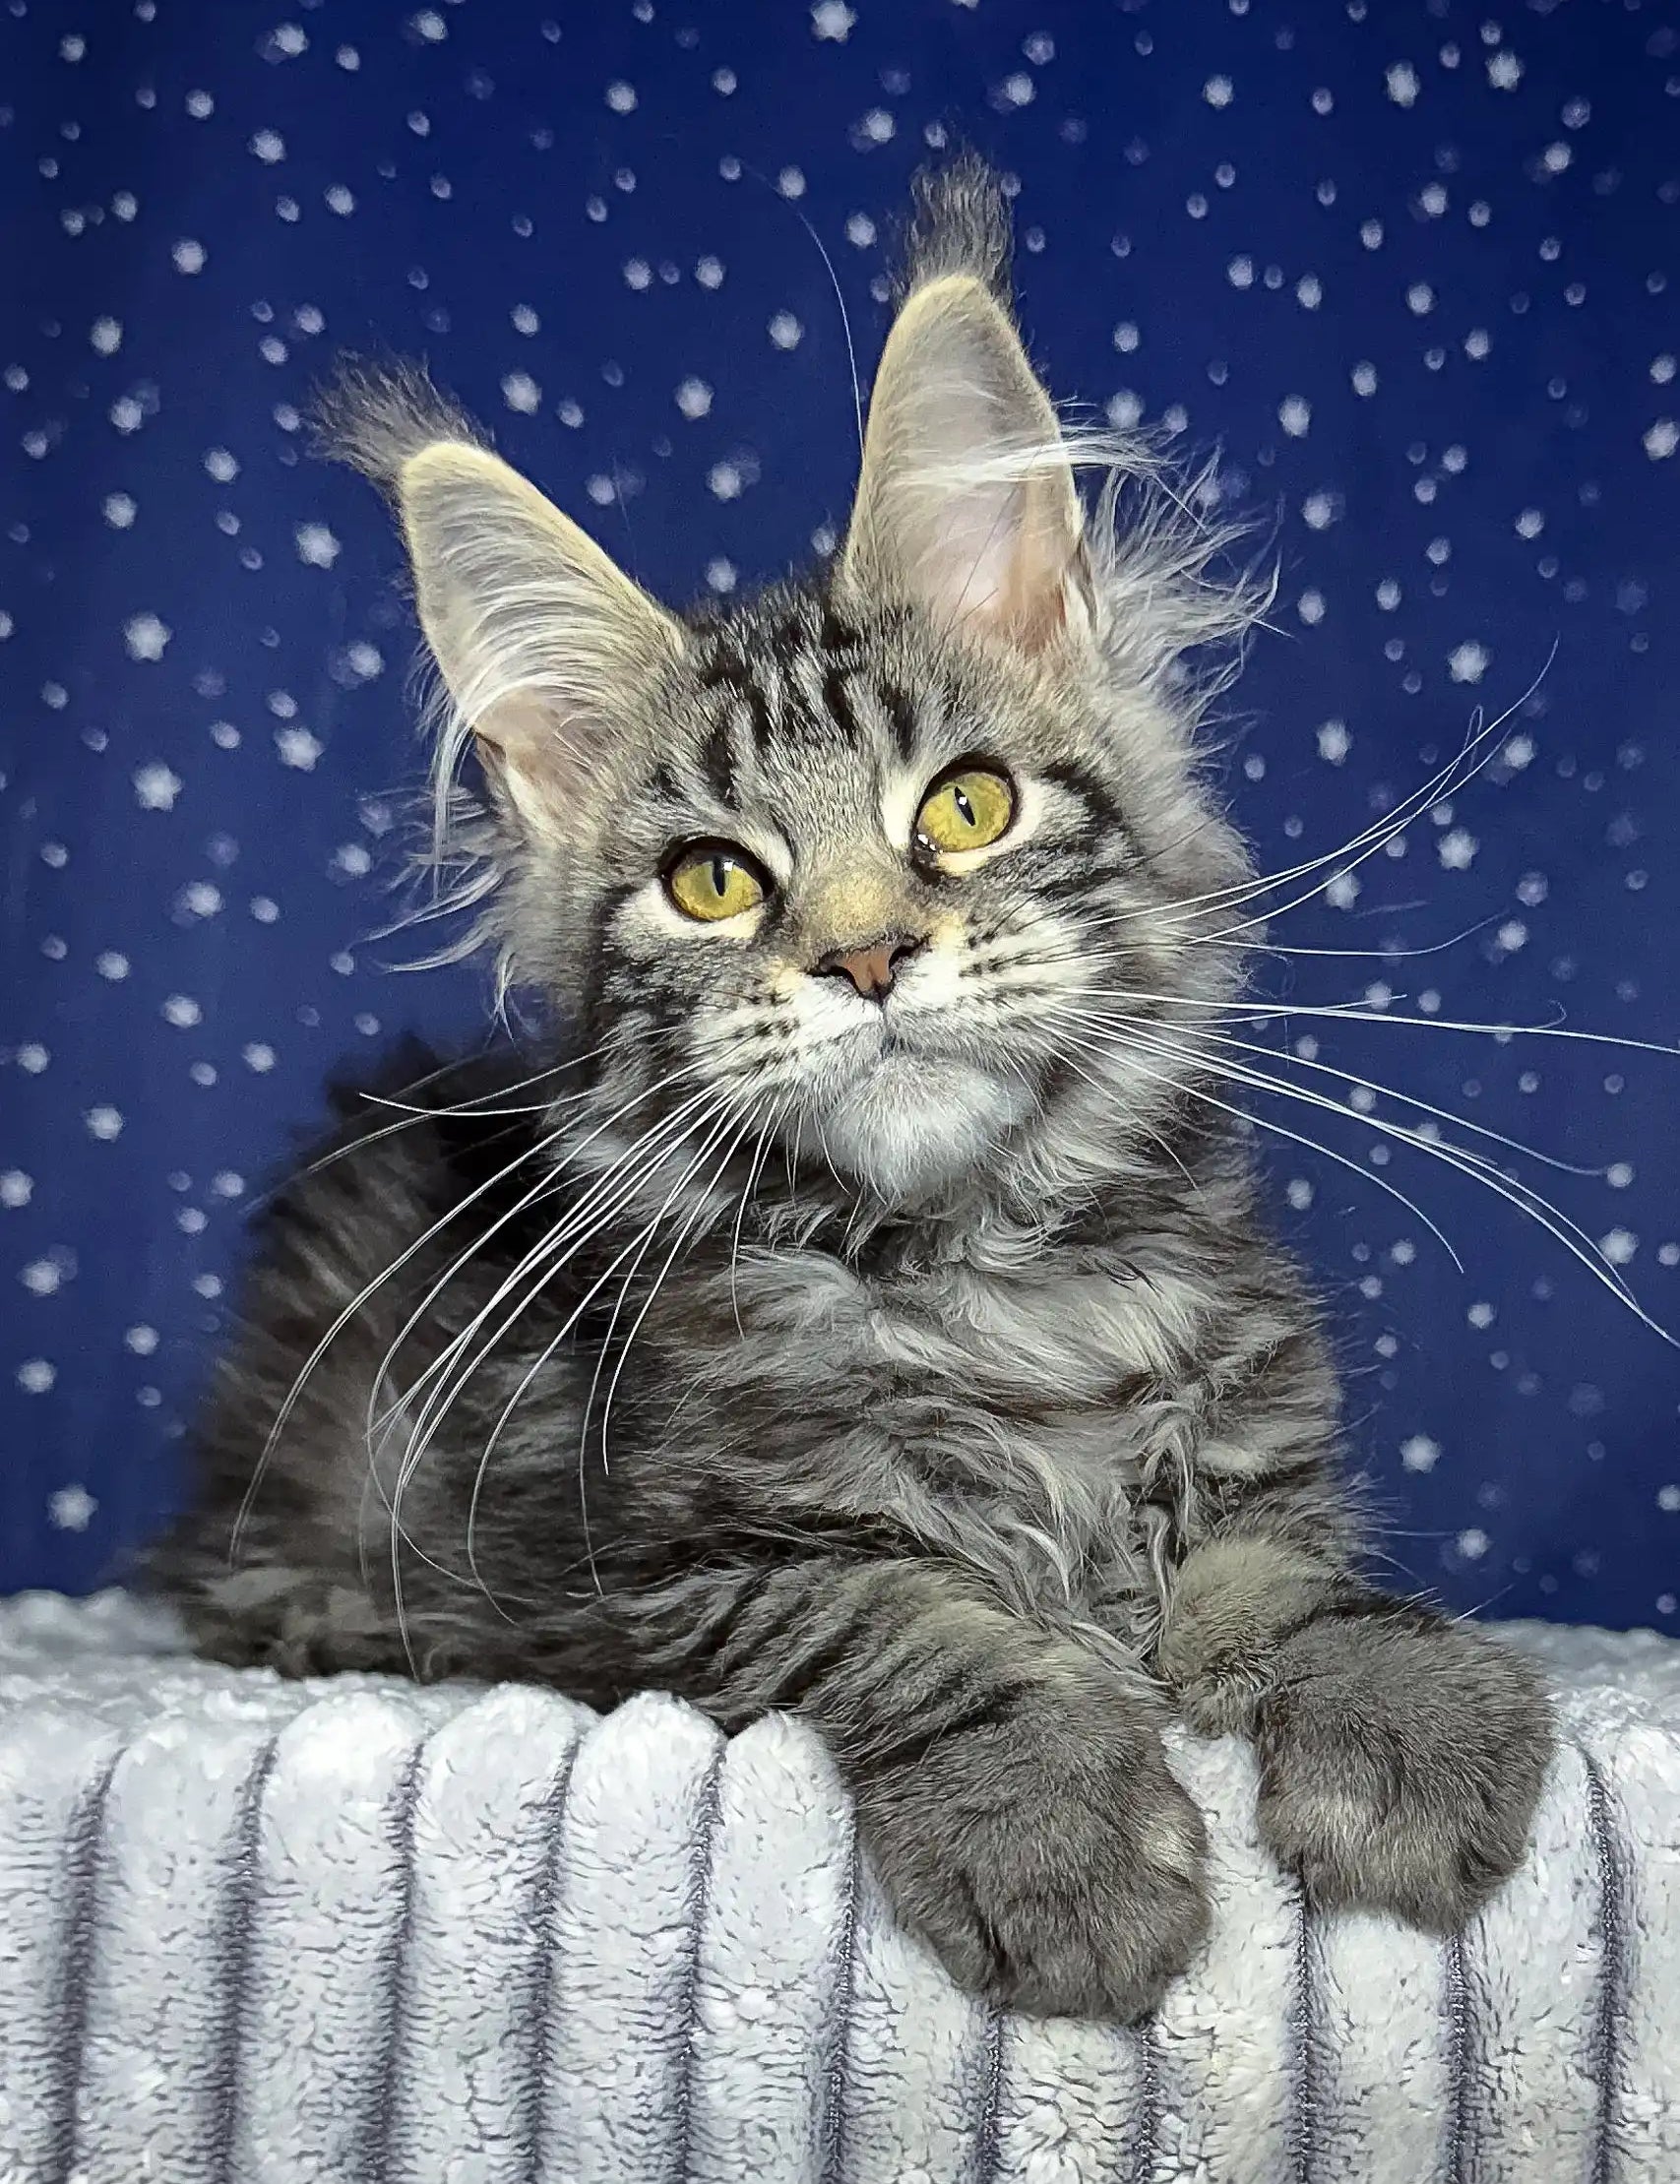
(636, 1554), (1211, 2020)
(1157, 1535), (1553, 1931)
(158, 1554), (411, 1676)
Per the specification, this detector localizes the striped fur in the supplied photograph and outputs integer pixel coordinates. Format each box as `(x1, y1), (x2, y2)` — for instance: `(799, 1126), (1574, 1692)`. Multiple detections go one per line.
(155, 163), (1551, 2020)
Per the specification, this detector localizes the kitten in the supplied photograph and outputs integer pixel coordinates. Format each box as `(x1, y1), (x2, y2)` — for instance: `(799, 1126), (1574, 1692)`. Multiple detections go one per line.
(154, 158), (1552, 2022)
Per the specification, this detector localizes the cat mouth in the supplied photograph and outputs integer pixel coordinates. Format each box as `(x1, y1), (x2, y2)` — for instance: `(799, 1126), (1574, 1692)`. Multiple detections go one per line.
(870, 1011), (1009, 1073)
(813, 1006), (1021, 1098)
(859, 1018), (948, 1073)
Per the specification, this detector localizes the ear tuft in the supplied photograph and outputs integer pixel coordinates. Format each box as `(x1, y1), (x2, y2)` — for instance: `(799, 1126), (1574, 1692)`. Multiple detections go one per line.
(894, 152), (1014, 305)
(312, 357), (485, 493)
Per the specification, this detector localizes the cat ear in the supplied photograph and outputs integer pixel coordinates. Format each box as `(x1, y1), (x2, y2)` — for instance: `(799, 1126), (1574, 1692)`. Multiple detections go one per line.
(394, 440), (683, 836)
(840, 275), (1091, 656)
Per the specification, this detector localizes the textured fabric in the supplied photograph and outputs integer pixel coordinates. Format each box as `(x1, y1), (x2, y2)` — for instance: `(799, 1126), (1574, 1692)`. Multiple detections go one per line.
(0, 1591), (1676, 2182)
(4, 3), (1680, 1626)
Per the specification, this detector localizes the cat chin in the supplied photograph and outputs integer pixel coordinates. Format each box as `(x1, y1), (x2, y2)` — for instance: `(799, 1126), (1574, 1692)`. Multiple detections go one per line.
(814, 1054), (1030, 1200)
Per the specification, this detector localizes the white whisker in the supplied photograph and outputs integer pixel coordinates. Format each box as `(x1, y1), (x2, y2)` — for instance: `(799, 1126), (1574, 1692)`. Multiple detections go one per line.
(594, 1096), (769, 1484)
(382, 1086), (726, 1664)
(475, 1147), (725, 1604)
(229, 1112), (577, 1572)
(1048, 1016), (1466, 1270)
(1061, 1001), (1605, 1179)
(1063, 1010), (1672, 1343)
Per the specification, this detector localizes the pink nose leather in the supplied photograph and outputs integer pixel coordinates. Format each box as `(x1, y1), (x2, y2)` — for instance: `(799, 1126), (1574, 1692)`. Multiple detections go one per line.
(816, 936), (922, 1001)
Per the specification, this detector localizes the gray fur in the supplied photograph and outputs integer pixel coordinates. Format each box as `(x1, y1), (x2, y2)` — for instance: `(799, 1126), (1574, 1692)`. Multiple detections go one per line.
(895, 152), (1015, 304)
(153, 162), (1552, 2023)
(311, 357), (484, 493)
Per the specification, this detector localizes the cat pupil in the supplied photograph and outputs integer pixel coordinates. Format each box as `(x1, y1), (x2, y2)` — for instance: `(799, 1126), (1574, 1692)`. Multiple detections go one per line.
(954, 785), (974, 827)
(710, 855), (727, 897)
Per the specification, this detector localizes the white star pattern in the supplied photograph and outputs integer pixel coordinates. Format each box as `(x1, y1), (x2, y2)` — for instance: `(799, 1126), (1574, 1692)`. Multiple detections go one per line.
(275, 727), (324, 770)
(293, 524), (341, 568)
(1, 0), (1675, 1636)
(122, 613), (171, 662)
(132, 762), (183, 811)
(1437, 828), (1480, 871)
(810, 1), (856, 40)
(47, 1484), (97, 1531)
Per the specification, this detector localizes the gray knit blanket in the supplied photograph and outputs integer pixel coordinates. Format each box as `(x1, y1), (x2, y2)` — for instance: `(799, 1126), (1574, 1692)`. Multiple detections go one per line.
(1, 1592), (1676, 2183)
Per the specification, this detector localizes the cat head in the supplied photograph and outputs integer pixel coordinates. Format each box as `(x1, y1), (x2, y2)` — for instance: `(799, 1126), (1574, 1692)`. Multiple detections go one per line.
(325, 160), (1257, 1213)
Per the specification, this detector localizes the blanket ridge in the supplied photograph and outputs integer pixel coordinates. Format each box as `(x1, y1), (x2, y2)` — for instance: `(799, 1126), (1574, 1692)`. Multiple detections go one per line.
(1, 1593), (1675, 2183)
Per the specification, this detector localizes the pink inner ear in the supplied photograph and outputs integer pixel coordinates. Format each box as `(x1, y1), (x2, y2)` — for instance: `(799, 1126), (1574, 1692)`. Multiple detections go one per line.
(992, 491), (1090, 654)
(468, 688), (591, 835)
(471, 687), (567, 768)
(916, 474), (1089, 655)
(397, 438), (687, 842)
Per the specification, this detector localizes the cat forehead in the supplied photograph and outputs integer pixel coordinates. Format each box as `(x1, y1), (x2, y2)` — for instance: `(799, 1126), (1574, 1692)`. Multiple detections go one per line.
(664, 592), (961, 811)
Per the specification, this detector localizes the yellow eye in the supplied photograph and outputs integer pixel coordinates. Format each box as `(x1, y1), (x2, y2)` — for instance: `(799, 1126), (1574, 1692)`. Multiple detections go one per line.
(664, 843), (768, 922)
(914, 765), (1016, 855)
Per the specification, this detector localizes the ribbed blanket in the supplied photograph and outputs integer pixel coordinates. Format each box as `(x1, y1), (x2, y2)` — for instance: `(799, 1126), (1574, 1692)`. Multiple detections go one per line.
(0, 1591), (1675, 2182)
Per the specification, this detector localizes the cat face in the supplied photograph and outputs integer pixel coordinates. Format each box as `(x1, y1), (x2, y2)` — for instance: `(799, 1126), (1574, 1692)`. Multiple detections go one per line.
(553, 586), (1241, 1203)
(330, 192), (1253, 1210)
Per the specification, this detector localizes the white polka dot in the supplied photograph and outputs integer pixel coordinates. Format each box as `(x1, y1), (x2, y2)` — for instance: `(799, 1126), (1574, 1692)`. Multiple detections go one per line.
(132, 762), (182, 810)
(47, 1484), (96, 1530)
(123, 613), (171, 662)
(294, 523), (340, 567)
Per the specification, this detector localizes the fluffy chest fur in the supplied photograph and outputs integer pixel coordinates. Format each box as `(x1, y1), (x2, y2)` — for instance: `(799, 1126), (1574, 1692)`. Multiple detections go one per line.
(650, 1233), (1230, 1642)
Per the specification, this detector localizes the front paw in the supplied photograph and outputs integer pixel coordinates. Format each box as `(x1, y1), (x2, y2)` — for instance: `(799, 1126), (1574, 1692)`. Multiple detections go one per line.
(854, 1708), (1211, 2021)
(1255, 1608), (1553, 1931)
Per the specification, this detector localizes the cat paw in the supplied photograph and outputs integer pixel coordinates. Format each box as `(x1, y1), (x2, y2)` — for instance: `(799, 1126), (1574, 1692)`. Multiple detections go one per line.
(1254, 1609), (1553, 1931)
(1156, 1536), (1339, 1736)
(855, 1712), (1211, 2021)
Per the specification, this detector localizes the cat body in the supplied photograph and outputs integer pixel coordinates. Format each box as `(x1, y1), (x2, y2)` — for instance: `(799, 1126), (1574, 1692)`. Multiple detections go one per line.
(167, 1036), (1336, 1695)
(156, 162), (1551, 2020)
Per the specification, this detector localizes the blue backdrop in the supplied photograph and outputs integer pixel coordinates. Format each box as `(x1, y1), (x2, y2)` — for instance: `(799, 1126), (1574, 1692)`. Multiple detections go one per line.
(4, 0), (1678, 1629)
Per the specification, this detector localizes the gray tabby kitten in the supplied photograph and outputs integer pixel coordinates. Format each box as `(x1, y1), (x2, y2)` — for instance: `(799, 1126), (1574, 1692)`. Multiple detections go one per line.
(156, 161), (1552, 2022)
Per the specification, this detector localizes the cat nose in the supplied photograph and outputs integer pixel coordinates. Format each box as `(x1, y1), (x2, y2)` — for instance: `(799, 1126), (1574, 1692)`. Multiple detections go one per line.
(814, 934), (924, 1002)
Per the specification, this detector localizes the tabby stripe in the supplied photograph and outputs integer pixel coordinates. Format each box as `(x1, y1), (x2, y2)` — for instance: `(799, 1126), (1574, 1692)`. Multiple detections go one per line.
(1040, 757), (1141, 860)
(741, 675), (777, 753)
(701, 720), (739, 809)
(822, 663), (861, 747)
(881, 682), (920, 760)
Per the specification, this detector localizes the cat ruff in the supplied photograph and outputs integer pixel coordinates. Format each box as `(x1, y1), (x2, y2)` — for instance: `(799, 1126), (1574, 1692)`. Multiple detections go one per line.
(1, 1591), (1675, 2182)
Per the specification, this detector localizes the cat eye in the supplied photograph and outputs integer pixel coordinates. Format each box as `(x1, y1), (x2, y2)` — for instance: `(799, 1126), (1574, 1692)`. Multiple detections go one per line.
(663, 842), (769, 922)
(914, 763), (1016, 856)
